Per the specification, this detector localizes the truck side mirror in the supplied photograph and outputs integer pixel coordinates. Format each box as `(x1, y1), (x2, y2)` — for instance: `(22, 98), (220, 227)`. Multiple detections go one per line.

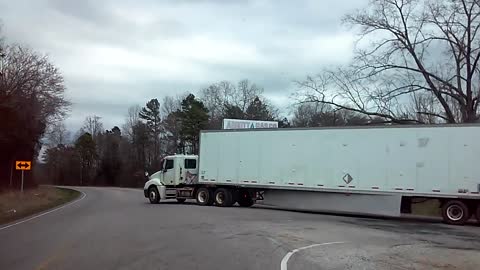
(145, 171), (149, 177)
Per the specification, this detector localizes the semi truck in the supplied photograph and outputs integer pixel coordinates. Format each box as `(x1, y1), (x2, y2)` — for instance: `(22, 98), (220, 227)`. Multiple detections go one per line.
(143, 124), (480, 225)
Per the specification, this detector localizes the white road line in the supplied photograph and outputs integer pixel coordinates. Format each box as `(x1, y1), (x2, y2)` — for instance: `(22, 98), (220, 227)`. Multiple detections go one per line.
(0, 189), (86, 231)
(280, 241), (346, 270)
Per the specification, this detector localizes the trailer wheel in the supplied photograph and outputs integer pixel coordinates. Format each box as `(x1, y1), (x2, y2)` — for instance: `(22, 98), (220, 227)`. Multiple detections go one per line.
(214, 188), (234, 207)
(237, 190), (254, 207)
(176, 198), (186, 203)
(148, 186), (160, 204)
(441, 200), (470, 225)
(196, 188), (214, 206)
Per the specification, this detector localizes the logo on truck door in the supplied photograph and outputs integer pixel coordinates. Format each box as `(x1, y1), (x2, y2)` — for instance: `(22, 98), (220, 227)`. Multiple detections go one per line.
(343, 173), (353, 184)
(185, 171), (198, 184)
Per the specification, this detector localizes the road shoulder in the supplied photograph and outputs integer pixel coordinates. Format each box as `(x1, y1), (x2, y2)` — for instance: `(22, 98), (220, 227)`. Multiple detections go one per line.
(0, 186), (81, 226)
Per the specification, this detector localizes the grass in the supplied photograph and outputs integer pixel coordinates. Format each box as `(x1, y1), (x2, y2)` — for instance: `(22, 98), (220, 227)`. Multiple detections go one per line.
(0, 186), (80, 225)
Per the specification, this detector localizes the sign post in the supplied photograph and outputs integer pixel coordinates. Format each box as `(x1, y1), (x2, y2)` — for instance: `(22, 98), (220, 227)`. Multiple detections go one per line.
(15, 161), (31, 193)
(21, 171), (24, 193)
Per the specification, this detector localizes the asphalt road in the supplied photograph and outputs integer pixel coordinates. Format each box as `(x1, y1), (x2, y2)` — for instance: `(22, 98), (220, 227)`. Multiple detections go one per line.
(1, 187), (480, 270)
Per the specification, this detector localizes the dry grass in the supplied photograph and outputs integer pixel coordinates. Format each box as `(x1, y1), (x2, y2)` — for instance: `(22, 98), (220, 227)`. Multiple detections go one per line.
(0, 186), (80, 225)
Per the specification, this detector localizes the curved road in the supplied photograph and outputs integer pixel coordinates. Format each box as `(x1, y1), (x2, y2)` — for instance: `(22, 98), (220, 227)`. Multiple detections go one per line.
(1, 187), (480, 270)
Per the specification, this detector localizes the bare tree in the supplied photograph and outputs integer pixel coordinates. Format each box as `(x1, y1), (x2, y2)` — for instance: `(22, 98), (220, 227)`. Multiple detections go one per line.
(77, 115), (104, 178)
(80, 115), (104, 140)
(200, 79), (267, 128)
(122, 105), (141, 141)
(291, 101), (371, 127)
(291, 102), (328, 127)
(161, 95), (184, 118)
(200, 81), (235, 127)
(235, 79), (264, 112)
(0, 45), (69, 123)
(295, 71), (422, 124)
(297, 0), (480, 124)
(46, 121), (70, 146)
(200, 79), (264, 115)
(160, 95), (184, 154)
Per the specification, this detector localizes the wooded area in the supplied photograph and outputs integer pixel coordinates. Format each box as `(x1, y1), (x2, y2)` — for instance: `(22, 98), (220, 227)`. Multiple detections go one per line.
(37, 83), (292, 187)
(2, 0), (480, 188)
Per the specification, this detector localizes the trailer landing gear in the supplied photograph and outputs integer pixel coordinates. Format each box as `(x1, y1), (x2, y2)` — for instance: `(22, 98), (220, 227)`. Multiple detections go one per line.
(237, 190), (254, 207)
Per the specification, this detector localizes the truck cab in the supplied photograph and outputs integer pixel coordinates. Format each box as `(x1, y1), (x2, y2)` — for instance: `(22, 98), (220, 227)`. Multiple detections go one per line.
(144, 155), (199, 203)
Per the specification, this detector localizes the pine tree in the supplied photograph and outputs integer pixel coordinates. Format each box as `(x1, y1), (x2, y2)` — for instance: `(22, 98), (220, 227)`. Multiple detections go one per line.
(245, 96), (274, 120)
(178, 94), (209, 154)
(223, 103), (245, 120)
(139, 99), (161, 167)
(75, 132), (97, 185)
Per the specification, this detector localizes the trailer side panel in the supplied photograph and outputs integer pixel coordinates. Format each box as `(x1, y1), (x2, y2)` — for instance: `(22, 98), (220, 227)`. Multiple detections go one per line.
(199, 125), (480, 197)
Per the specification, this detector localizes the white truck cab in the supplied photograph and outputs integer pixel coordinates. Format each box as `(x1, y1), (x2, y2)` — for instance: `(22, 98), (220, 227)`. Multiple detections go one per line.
(144, 155), (199, 203)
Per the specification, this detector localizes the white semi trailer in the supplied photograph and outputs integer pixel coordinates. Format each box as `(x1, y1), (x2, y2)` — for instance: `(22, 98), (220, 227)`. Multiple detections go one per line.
(144, 124), (480, 225)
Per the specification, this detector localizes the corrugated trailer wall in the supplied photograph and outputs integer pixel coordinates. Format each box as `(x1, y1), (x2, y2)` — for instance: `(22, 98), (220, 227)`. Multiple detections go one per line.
(199, 125), (480, 197)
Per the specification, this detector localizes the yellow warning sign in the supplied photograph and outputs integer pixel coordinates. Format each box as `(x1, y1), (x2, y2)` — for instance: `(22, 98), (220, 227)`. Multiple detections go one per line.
(15, 161), (31, 170)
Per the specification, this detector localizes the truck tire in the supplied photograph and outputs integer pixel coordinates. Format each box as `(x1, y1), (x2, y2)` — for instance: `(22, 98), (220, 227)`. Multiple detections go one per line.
(148, 186), (160, 204)
(214, 188), (234, 207)
(177, 198), (186, 203)
(196, 188), (214, 206)
(441, 200), (470, 225)
(237, 190), (254, 207)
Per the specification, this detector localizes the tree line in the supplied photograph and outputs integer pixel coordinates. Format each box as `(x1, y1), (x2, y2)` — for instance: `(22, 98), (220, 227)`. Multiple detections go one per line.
(38, 81), (297, 187)
(3, 0), (480, 189)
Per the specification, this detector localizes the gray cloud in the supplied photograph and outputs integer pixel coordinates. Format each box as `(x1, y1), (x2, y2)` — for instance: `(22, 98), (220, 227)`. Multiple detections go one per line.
(0, 0), (368, 132)
(48, 0), (111, 24)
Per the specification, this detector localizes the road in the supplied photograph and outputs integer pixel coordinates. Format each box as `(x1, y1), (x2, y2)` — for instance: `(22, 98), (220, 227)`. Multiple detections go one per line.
(1, 187), (480, 270)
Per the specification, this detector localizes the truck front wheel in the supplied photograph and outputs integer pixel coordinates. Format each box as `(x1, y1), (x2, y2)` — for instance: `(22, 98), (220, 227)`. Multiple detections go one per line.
(441, 200), (469, 225)
(196, 188), (214, 206)
(214, 188), (234, 207)
(148, 186), (160, 204)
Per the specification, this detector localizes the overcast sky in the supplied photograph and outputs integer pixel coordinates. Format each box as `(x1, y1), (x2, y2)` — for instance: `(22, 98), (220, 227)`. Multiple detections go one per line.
(0, 0), (368, 132)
